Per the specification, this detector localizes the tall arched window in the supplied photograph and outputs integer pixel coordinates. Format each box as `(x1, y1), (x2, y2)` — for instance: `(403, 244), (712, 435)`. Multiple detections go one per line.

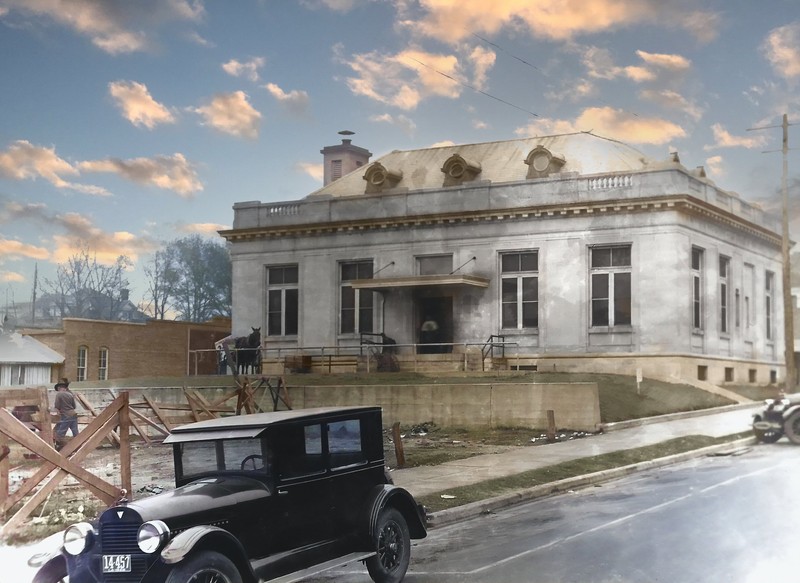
(77, 345), (88, 381)
(98, 347), (109, 381)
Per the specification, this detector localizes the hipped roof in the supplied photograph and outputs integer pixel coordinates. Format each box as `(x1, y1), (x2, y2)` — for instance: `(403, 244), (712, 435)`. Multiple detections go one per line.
(0, 332), (64, 364)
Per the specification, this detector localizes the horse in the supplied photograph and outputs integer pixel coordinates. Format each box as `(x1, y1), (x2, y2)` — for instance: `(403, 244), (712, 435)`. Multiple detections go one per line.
(234, 327), (262, 374)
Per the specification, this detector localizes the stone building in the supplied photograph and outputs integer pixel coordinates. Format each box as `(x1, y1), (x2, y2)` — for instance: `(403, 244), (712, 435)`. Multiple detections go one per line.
(221, 132), (785, 385)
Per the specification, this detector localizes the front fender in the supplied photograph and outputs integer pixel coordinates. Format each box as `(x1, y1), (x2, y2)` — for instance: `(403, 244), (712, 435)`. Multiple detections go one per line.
(31, 553), (67, 583)
(160, 525), (248, 566)
(363, 484), (427, 542)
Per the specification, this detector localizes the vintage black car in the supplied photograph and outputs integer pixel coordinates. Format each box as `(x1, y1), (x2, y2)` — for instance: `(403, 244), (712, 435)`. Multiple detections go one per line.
(752, 392), (800, 444)
(33, 406), (427, 583)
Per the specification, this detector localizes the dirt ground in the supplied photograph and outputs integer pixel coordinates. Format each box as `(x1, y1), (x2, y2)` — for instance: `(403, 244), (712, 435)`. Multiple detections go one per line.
(3, 422), (591, 543)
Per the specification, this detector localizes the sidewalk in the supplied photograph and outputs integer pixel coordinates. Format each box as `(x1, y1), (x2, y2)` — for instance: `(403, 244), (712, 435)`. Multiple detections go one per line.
(390, 403), (760, 503)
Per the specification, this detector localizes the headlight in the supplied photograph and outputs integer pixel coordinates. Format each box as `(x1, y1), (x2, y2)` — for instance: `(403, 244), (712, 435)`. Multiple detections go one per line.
(137, 520), (170, 554)
(764, 399), (775, 406)
(63, 522), (94, 556)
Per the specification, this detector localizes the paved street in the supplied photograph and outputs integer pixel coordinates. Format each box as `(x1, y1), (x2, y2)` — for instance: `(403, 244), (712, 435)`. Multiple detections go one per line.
(311, 442), (800, 582)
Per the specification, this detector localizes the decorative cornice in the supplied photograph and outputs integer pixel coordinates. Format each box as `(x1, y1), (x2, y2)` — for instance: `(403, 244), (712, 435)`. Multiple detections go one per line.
(219, 194), (781, 247)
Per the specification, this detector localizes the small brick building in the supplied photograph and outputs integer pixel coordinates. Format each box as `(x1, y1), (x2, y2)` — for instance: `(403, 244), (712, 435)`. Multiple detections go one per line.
(23, 317), (231, 382)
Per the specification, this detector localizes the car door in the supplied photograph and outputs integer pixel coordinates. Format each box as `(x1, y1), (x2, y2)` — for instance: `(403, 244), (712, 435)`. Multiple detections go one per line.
(269, 421), (333, 550)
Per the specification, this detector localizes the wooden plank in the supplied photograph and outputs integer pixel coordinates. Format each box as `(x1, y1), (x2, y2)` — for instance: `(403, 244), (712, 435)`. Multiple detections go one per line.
(0, 442), (8, 516)
(186, 390), (219, 420)
(118, 392), (132, 500)
(128, 408), (170, 437)
(143, 395), (174, 432)
(183, 391), (202, 422)
(107, 389), (149, 445)
(0, 395), (126, 513)
(36, 387), (53, 451)
(74, 393), (120, 446)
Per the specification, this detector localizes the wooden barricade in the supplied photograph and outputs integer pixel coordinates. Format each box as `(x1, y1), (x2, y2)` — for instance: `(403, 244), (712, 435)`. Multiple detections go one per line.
(0, 392), (132, 536)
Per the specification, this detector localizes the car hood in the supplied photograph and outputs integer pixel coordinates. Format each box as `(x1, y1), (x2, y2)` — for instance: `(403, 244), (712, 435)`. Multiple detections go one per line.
(116, 476), (271, 524)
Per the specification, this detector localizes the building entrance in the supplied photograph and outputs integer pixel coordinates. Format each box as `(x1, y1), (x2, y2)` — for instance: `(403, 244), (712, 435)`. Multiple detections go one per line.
(416, 296), (453, 353)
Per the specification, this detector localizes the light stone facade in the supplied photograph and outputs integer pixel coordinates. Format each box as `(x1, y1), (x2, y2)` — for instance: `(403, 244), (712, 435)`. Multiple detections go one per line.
(222, 132), (785, 385)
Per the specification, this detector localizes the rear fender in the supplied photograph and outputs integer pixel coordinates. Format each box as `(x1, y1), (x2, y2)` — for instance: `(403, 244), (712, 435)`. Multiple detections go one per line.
(31, 553), (67, 583)
(363, 484), (427, 541)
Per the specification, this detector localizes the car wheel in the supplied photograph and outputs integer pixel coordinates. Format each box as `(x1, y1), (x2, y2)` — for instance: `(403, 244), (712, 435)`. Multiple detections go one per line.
(165, 550), (243, 583)
(784, 410), (800, 445)
(366, 507), (411, 583)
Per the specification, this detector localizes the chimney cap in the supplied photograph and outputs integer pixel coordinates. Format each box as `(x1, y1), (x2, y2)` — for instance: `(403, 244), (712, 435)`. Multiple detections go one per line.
(338, 130), (355, 136)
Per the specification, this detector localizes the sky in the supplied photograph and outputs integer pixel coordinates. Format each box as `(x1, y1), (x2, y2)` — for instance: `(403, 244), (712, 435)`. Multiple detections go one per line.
(1, 0), (800, 314)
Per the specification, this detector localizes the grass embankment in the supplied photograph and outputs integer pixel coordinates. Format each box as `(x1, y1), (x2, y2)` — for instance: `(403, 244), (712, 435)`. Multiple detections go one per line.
(418, 432), (752, 513)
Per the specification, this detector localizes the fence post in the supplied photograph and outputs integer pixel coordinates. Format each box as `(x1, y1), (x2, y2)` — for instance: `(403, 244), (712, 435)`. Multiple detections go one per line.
(392, 422), (405, 469)
(546, 410), (556, 443)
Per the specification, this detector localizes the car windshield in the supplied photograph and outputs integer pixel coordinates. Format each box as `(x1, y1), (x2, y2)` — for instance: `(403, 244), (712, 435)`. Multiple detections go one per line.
(178, 437), (268, 479)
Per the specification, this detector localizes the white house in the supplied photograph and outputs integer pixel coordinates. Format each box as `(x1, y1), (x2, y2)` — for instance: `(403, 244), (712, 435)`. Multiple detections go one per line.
(0, 330), (63, 387)
(221, 132), (784, 385)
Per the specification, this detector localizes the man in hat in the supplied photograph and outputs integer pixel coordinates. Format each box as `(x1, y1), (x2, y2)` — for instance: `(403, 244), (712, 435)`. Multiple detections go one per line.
(53, 378), (79, 447)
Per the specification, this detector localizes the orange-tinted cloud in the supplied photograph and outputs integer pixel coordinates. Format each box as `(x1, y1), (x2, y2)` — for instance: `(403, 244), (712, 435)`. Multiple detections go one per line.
(79, 153), (202, 197)
(295, 162), (324, 182)
(0, 237), (50, 260)
(222, 57), (266, 82)
(762, 22), (800, 80)
(265, 83), (310, 116)
(109, 81), (176, 129)
(704, 123), (768, 150)
(192, 91), (261, 138)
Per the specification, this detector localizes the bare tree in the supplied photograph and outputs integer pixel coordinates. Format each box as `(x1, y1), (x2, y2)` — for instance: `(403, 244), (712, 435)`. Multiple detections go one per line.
(142, 236), (231, 322)
(42, 244), (133, 320)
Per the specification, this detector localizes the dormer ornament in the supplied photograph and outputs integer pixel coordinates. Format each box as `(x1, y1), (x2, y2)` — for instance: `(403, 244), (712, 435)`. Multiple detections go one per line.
(441, 153), (482, 186)
(363, 162), (402, 193)
(525, 146), (566, 179)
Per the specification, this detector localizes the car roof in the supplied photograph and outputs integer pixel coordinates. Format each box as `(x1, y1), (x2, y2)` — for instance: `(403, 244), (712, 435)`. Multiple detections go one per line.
(163, 406), (381, 444)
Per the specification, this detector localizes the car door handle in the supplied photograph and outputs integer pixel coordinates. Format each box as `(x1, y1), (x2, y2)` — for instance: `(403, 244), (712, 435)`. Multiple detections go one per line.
(277, 489), (289, 496)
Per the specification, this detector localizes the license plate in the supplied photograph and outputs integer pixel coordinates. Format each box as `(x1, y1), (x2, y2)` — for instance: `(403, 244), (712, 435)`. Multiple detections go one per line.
(103, 554), (131, 573)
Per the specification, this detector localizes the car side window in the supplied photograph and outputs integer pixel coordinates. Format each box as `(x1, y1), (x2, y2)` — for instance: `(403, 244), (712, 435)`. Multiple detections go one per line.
(223, 438), (267, 473)
(329, 418), (366, 469)
(276, 423), (326, 480)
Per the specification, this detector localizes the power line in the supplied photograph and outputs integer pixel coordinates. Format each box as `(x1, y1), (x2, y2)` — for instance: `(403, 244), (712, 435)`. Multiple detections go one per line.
(472, 33), (543, 74)
(405, 56), (539, 118)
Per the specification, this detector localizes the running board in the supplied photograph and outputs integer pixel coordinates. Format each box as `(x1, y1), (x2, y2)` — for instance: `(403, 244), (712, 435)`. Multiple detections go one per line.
(263, 551), (375, 583)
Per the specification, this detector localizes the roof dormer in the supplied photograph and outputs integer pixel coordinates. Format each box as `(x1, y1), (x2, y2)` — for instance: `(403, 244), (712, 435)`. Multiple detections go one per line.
(441, 153), (482, 187)
(525, 145), (565, 179)
(363, 162), (402, 194)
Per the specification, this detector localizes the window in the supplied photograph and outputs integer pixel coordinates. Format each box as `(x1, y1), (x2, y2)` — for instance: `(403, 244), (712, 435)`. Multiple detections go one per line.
(267, 265), (299, 337)
(749, 369), (757, 383)
(329, 419), (366, 469)
(724, 367), (734, 382)
(340, 261), (374, 334)
(416, 255), (452, 275)
(98, 347), (109, 381)
(744, 263), (754, 328)
(590, 245), (631, 327)
(275, 423), (326, 480)
(500, 251), (539, 329)
(10, 364), (25, 385)
(697, 365), (708, 381)
(692, 247), (704, 330)
(719, 256), (730, 334)
(77, 345), (88, 381)
(766, 271), (774, 340)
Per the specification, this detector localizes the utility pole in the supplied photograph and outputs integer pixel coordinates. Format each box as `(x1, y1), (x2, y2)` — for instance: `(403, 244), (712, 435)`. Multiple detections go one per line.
(749, 114), (796, 390)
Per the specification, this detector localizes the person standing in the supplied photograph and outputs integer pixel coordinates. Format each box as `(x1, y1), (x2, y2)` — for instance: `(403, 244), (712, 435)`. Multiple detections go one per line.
(53, 377), (78, 447)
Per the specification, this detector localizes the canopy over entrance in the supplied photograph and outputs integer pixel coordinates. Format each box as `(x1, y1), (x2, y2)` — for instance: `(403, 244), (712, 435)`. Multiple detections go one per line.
(349, 274), (489, 291)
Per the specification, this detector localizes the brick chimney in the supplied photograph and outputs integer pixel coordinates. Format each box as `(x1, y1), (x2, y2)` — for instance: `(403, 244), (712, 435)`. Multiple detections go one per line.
(320, 131), (372, 186)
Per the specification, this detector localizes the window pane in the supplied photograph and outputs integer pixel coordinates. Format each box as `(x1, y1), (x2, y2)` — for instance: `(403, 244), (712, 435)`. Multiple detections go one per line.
(611, 246), (631, 267)
(285, 289), (298, 335)
(522, 277), (537, 301)
(268, 267), (283, 285)
(520, 252), (538, 272)
(341, 309), (355, 333)
(342, 263), (358, 281)
(592, 299), (609, 326)
(359, 308), (373, 333)
(418, 255), (451, 275)
(341, 286), (355, 309)
(357, 262), (373, 279)
(501, 278), (517, 303)
(502, 303), (517, 328)
(592, 273), (608, 299)
(329, 420), (362, 454)
(614, 272), (631, 325)
(591, 248), (611, 268)
(501, 254), (519, 273)
(284, 265), (298, 284)
(522, 302), (538, 328)
(692, 248), (702, 270)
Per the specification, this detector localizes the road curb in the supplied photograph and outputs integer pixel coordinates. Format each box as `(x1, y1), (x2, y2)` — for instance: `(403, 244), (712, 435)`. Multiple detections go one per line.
(599, 402), (759, 432)
(426, 436), (757, 529)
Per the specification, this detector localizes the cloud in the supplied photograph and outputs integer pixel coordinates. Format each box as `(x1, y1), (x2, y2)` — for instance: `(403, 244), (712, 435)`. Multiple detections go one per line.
(762, 22), (800, 80)
(0, 140), (110, 196)
(405, 0), (720, 43)
(222, 57), (266, 82)
(301, 0), (359, 11)
(704, 123), (768, 151)
(0, 199), (158, 264)
(175, 222), (229, 235)
(108, 81), (176, 129)
(0, 0), (205, 54)
(705, 155), (724, 177)
(0, 270), (25, 283)
(583, 46), (690, 83)
(546, 79), (596, 103)
(635, 50), (691, 72)
(295, 162), (324, 182)
(264, 83), (310, 116)
(639, 89), (703, 121)
(515, 106), (686, 145)
(0, 236), (50, 260)
(337, 44), (491, 110)
(369, 113), (417, 135)
(192, 91), (261, 139)
(79, 153), (203, 197)
(429, 140), (456, 148)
